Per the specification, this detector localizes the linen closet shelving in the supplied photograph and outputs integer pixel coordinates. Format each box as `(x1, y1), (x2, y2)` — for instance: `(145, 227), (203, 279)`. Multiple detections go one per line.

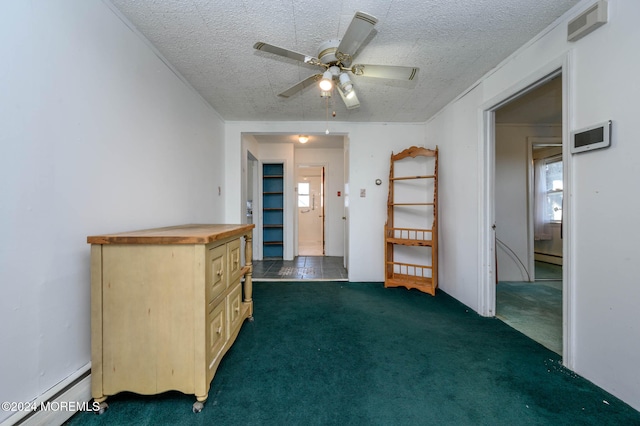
(384, 146), (438, 295)
(262, 163), (284, 258)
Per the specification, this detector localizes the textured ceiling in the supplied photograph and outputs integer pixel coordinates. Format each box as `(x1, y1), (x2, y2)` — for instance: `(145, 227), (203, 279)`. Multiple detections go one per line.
(109, 0), (580, 123)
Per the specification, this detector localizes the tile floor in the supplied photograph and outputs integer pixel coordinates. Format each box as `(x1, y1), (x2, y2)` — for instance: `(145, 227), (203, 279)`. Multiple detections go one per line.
(251, 256), (348, 281)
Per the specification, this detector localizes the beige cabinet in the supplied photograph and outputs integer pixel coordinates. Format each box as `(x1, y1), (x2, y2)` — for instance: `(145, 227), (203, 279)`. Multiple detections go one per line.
(88, 224), (254, 413)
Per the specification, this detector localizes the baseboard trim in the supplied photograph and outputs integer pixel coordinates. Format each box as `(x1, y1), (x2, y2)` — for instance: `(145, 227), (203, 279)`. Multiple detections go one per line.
(2, 365), (92, 426)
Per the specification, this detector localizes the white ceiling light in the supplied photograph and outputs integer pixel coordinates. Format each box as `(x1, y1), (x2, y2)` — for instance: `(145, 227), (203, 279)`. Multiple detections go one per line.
(339, 73), (355, 99)
(319, 70), (333, 91)
(298, 135), (309, 143)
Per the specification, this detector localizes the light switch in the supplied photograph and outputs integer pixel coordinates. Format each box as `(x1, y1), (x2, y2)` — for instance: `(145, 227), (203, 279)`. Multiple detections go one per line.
(360, 188), (366, 197)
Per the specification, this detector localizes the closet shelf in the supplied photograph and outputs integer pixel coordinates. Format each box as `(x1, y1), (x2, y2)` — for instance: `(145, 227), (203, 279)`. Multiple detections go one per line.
(263, 163), (284, 258)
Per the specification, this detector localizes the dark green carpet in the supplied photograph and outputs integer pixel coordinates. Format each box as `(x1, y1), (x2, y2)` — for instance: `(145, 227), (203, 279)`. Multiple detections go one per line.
(66, 282), (640, 425)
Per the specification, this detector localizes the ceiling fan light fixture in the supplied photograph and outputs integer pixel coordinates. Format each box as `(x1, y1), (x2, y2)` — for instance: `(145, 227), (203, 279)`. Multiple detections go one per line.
(319, 70), (333, 91)
(339, 73), (355, 97)
(298, 135), (309, 144)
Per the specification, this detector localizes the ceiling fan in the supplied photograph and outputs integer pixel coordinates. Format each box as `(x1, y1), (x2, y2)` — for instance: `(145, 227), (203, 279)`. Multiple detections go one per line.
(253, 11), (419, 110)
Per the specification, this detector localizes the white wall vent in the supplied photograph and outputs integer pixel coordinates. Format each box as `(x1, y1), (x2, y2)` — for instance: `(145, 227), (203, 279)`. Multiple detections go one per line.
(567, 0), (608, 42)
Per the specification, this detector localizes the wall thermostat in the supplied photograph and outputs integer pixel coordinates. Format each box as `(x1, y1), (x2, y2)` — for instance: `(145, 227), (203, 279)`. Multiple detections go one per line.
(571, 120), (612, 154)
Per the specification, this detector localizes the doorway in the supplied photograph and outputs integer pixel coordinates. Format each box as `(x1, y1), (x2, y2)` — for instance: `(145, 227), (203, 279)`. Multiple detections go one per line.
(297, 166), (325, 256)
(492, 74), (565, 355)
(246, 151), (259, 256)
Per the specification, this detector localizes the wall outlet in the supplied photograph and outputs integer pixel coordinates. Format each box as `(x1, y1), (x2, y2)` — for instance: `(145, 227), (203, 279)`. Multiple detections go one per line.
(360, 188), (366, 197)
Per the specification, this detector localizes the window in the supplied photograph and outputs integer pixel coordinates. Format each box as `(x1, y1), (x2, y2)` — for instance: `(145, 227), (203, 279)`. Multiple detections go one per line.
(298, 182), (310, 207)
(543, 157), (563, 223)
(534, 155), (562, 241)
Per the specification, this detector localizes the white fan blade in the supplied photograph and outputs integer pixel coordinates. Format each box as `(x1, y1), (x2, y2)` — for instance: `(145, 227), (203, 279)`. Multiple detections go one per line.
(278, 74), (322, 98)
(254, 42), (321, 66)
(351, 64), (419, 81)
(337, 85), (360, 110)
(336, 12), (378, 63)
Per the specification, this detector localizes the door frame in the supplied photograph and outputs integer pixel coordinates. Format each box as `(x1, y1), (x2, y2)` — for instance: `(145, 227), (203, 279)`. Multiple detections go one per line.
(294, 162), (328, 257)
(343, 136), (350, 271)
(479, 53), (575, 367)
(246, 150), (260, 257)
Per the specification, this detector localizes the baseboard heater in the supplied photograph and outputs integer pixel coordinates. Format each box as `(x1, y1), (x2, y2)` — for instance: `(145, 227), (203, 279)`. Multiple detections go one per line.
(534, 252), (563, 266)
(534, 252), (562, 258)
(2, 364), (91, 426)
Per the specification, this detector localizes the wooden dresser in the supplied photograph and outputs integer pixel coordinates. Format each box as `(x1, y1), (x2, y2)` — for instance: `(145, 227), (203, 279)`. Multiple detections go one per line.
(87, 224), (254, 413)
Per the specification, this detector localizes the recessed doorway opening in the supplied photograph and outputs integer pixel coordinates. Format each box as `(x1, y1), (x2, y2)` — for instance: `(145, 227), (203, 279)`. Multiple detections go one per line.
(492, 73), (565, 356)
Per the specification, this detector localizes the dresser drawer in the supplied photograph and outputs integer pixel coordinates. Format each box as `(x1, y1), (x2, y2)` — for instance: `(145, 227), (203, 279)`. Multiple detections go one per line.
(206, 244), (226, 303)
(227, 281), (243, 335)
(227, 238), (242, 284)
(207, 301), (226, 368)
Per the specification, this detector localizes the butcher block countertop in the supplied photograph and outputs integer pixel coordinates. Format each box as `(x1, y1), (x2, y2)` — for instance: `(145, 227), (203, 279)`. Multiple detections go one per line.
(87, 224), (254, 245)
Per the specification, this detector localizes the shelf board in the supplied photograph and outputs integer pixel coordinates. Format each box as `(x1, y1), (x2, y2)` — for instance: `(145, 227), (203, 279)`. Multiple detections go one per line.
(390, 175), (435, 181)
(263, 241), (283, 245)
(389, 202), (435, 206)
(263, 224), (283, 228)
(386, 237), (433, 247)
(384, 274), (435, 295)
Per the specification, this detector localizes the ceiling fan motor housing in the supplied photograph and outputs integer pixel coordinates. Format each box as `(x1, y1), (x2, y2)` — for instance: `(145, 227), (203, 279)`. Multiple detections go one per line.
(318, 39), (342, 65)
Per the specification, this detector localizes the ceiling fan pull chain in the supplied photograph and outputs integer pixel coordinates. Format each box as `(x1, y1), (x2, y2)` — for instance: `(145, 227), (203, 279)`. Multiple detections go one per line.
(325, 97), (330, 134)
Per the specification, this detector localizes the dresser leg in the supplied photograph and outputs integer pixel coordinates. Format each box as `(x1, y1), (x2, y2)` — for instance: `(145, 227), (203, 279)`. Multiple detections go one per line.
(93, 397), (108, 415)
(193, 393), (208, 413)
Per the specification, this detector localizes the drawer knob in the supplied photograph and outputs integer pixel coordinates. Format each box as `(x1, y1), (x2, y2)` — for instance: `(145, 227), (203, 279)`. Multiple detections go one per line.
(217, 269), (224, 276)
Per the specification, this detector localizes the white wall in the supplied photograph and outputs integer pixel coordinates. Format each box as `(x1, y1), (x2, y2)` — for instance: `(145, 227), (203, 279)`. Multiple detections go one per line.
(0, 1), (225, 423)
(295, 148), (345, 257)
(423, 87), (485, 309)
(425, 0), (640, 411)
(225, 122), (427, 281)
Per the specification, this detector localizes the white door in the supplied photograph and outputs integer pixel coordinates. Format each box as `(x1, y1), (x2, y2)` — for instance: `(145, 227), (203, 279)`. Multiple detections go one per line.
(297, 167), (324, 256)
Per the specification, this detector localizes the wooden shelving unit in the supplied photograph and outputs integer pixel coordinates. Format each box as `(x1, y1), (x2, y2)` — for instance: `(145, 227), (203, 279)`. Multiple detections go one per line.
(384, 146), (438, 295)
(263, 163), (284, 258)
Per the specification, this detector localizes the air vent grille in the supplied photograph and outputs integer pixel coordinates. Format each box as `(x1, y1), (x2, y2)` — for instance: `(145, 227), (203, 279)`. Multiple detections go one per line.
(567, 1), (608, 42)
